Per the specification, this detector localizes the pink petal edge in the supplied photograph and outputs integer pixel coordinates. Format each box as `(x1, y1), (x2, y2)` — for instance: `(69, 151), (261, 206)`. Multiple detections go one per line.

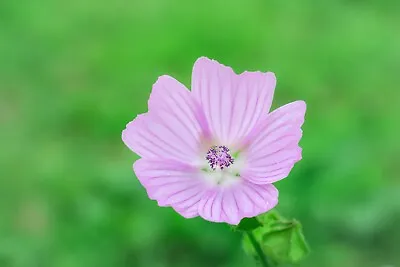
(191, 57), (276, 146)
(197, 181), (279, 225)
(134, 158), (207, 219)
(241, 100), (306, 184)
(122, 75), (207, 164)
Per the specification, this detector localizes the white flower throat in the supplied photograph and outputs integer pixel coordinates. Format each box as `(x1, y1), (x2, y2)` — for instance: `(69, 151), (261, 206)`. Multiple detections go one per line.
(203, 145), (242, 187)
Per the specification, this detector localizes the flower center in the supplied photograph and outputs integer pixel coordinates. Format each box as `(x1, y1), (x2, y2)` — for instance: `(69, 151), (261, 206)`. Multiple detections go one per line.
(205, 145), (234, 170)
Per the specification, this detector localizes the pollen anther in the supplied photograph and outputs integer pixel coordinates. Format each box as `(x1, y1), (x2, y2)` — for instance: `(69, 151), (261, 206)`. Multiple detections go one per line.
(205, 145), (234, 170)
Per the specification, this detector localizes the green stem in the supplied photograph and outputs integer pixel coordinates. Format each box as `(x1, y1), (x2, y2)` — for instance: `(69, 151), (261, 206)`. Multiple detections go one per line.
(247, 231), (271, 267)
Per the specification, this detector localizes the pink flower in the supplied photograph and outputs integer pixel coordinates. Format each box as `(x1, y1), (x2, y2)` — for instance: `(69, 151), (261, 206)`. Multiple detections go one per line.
(122, 57), (306, 225)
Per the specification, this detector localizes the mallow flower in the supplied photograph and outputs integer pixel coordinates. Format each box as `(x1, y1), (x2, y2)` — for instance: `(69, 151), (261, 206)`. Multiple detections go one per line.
(122, 57), (306, 225)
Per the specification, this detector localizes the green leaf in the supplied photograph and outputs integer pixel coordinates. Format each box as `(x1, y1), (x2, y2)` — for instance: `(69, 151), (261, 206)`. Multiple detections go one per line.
(234, 217), (262, 232)
(288, 222), (310, 263)
(262, 220), (309, 264)
(266, 221), (294, 232)
(257, 210), (285, 225)
(262, 224), (292, 261)
(241, 210), (310, 265)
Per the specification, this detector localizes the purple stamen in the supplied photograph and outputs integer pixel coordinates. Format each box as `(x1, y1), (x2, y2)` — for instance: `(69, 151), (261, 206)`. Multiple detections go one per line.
(206, 145), (234, 170)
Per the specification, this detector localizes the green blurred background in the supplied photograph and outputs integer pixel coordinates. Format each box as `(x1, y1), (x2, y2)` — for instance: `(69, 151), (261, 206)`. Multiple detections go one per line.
(1, 0), (399, 266)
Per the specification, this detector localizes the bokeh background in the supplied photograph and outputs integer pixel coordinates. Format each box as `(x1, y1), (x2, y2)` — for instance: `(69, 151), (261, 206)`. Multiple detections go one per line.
(1, 0), (400, 266)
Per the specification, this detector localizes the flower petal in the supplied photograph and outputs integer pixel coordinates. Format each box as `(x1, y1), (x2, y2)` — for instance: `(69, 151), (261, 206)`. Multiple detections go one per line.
(122, 75), (206, 164)
(148, 75), (210, 137)
(134, 159), (207, 218)
(241, 101), (306, 184)
(191, 57), (276, 146)
(197, 180), (278, 225)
